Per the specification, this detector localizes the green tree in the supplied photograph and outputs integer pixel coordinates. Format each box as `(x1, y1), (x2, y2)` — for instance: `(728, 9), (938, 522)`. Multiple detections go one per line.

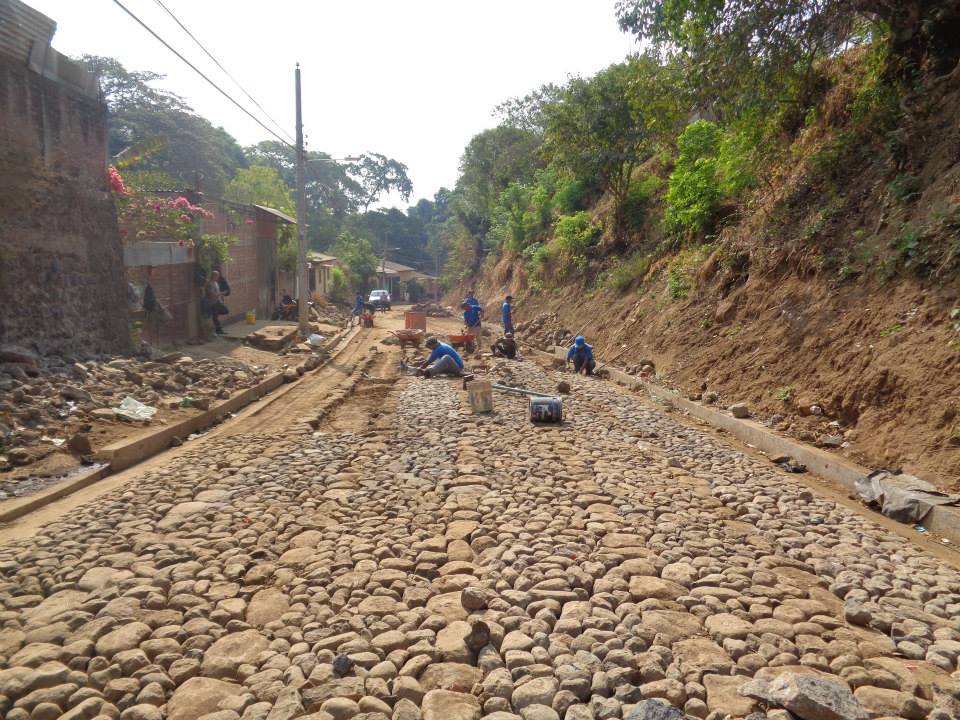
(224, 166), (294, 214)
(457, 127), (543, 218)
(615, 1), (960, 103)
(80, 55), (246, 194)
(225, 166), (297, 271)
(663, 120), (722, 236)
(333, 231), (378, 291)
(542, 62), (650, 236)
(347, 153), (414, 210)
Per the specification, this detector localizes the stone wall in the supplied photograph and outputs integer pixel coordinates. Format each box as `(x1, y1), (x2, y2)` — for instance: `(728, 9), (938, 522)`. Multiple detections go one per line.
(0, 42), (127, 357)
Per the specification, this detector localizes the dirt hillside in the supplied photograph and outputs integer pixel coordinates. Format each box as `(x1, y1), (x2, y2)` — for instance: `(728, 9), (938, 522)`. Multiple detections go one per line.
(471, 73), (960, 492)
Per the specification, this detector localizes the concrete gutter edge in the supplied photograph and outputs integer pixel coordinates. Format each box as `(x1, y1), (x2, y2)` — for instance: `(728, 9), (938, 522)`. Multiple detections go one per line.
(548, 346), (960, 545)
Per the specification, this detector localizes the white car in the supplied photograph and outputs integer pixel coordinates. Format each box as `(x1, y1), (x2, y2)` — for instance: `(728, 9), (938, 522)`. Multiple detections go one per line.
(368, 290), (391, 310)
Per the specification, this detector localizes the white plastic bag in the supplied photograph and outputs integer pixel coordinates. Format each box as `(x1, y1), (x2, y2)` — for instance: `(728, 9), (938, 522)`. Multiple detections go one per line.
(114, 397), (157, 422)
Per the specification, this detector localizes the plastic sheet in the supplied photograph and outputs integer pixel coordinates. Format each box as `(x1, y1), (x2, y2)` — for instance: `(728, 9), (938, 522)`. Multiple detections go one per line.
(854, 470), (960, 523)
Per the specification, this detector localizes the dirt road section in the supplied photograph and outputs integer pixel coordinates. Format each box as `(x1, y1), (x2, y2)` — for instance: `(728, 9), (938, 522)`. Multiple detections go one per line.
(0, 347), (958, 720)
(0, 310), (464, 539)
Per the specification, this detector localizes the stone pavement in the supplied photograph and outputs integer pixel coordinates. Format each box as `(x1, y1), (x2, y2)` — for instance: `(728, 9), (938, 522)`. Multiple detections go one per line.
(0, 358), (958, 720)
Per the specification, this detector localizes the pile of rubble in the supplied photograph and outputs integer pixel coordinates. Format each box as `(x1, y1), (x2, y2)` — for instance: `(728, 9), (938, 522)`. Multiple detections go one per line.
(310, 302), (350, 326)
(517, 312), (573, 351)
(410, 302), (454, 318)
(0, 348), (267, 472)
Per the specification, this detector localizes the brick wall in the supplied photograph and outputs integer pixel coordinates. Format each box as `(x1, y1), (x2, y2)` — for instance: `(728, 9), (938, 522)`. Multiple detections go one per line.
(0, 50), (127, 356)
(127, 262), (198, 342)
(200, 202), (282, 322)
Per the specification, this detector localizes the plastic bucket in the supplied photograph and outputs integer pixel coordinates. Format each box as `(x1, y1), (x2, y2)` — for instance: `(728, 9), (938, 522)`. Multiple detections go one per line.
(467, 381), (494, 413)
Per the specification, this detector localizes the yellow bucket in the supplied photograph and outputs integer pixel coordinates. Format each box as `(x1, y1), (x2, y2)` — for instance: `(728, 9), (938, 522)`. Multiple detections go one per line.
(245, 309), (256, 325)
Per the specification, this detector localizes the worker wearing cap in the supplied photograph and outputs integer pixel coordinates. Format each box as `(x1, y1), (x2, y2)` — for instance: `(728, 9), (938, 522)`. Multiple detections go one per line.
(501, 295), (514, 335)
(566, 336), (596, 375)
(418, 336), (464, 377)
(492, 332), (517, 359)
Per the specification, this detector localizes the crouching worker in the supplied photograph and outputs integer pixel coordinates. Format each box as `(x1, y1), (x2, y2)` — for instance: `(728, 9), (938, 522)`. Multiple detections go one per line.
(566, 335), (596, 375)
(418, 336), (464, 377)
(491, 332), (517, 359)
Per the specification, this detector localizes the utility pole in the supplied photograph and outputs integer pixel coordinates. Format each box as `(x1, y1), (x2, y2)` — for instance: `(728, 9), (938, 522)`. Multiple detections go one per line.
(295, 64), (310, 337)
(380, 231), (389, 293)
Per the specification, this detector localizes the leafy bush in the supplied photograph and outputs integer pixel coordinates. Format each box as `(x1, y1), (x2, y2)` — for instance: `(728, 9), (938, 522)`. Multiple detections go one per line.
(609, 251), (651, 291)
(622, 174), (663, 232)
(196, 233), (237, 272)
(329, 266), (347, 302)
(888, 172), (922, 203)
(666, 245), (711, 300)
(553, 212), (600, 270)
(664, 121), (722, 236)
(523, 242), (551, 277)
(891, 222), (931, 275)
(775, 385), (795, 401)
(553, 176), (595, 214)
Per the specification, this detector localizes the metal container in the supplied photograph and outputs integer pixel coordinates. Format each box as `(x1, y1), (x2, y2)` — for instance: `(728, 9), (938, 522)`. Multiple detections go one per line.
(529, 396), (563, 423)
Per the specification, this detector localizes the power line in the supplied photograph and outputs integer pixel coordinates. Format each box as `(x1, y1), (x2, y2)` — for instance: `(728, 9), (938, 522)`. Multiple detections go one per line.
(110, 0), (293, 148)
(151, 0), (295, 145)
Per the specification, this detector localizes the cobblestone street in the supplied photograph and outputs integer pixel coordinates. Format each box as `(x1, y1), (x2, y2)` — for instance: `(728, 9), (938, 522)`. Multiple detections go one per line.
(1, 356), (959, 720)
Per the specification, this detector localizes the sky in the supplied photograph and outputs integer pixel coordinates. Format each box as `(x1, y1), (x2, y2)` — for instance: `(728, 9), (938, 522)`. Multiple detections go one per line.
(30, 0), (638, 206)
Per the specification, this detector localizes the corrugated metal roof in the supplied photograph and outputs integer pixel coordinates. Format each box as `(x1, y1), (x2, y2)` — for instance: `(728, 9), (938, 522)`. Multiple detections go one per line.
(0, 0), (55, 62)
(381, 259), (417, 273)
(254, 204), (296, 224)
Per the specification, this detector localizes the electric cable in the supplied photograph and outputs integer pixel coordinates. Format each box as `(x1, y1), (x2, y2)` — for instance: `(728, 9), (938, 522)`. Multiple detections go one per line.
(151, 0), (294, 144)
(110, 0), (293, 148)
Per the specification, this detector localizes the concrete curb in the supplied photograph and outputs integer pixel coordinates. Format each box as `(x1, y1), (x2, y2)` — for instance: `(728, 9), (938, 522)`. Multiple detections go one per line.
(548, 346), (960, 545)
(0, 466), (107, 525)
(96, 372), (287, 471)
(0, 326), (355, 524)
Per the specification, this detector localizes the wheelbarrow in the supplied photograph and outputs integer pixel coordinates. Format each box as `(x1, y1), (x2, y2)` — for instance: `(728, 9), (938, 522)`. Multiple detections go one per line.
(447, 333), (477, 354)
(392, 328), (424, 348)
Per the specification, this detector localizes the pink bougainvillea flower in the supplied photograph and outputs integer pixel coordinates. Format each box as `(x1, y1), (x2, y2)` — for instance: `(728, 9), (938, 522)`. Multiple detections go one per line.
(107, 165), (128, 195)
(181, 214), (192, 222)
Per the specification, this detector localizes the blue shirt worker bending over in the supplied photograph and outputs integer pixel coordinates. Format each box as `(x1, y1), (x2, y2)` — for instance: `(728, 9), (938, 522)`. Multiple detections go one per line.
(566, 335), (596, 376)
(418, 336), (464, 377)
(501, 295), (514, 335)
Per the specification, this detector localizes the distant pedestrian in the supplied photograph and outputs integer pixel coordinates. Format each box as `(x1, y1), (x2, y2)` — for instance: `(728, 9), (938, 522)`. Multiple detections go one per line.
(205, 270), (227, 335)
(352, 293), (364, 326)
(501, 295), (514, 335)
(566, 335), (596, 375)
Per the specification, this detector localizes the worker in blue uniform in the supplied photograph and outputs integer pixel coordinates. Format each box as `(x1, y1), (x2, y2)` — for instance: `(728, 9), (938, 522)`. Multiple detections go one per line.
(566, 335), (596, 375)
(501, 295), (514, 335)
(418, 336), (464, 377)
